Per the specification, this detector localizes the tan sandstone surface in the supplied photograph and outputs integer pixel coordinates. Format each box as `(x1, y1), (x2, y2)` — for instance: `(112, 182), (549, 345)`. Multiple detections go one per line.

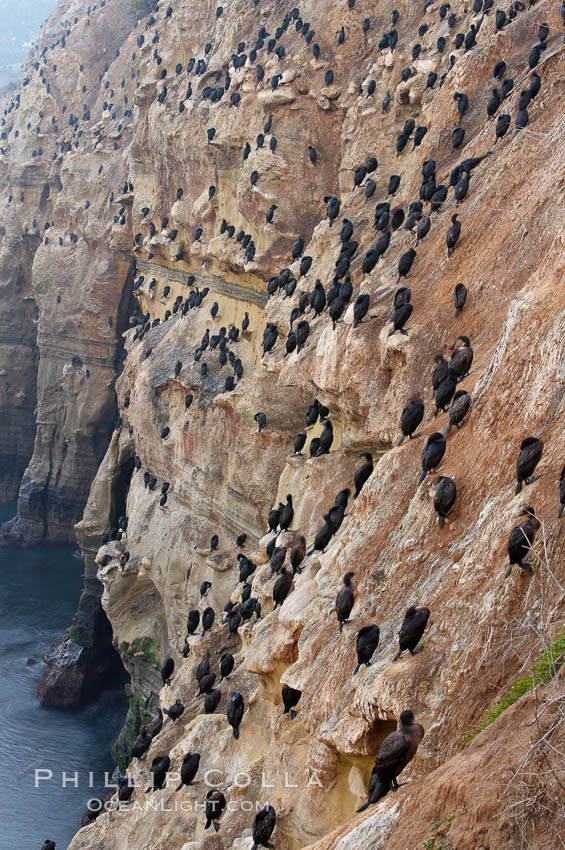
(0, 0), (564, 848)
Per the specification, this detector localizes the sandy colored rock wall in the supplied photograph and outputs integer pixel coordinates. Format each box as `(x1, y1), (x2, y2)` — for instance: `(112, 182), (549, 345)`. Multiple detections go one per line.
(0, 0), (564, 848)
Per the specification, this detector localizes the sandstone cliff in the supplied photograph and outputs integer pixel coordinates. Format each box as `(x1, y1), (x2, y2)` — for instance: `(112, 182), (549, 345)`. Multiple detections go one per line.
(1, 0), (564, 848)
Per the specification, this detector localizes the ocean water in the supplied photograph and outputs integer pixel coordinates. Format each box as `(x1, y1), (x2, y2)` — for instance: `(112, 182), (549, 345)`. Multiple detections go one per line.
(0, 505), (127, 849)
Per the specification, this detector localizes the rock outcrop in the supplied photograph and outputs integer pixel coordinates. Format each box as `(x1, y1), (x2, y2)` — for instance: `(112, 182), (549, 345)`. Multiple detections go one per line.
(0, 0), (564, 848)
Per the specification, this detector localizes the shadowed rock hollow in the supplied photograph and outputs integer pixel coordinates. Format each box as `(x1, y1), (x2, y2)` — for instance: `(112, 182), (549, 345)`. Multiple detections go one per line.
(0, 0), (564, 847)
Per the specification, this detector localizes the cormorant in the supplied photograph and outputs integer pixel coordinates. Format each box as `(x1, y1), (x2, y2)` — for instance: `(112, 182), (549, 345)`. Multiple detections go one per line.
(453, 283), (467, 316)
(393, 606), (430, 659)
(434, 369), (457, 416)
(145, 756), (170, 793)
(434, 477), (457, 527)
(251, 805), (276, 850)
(275, 497), (293, 534)
(356, 711), (425, 811)
(397, 248), (416, 280)
(187, 610), (200, 635)
(419, 433), (446, 483)
(294, 434), (307, 454)
(164, 700), (185, 724)
(202, 607), (215, 634)
(389, 302), (413, 335)
(446, 214), (461, 256)
(317, 420), (334, 455)
(220, 653), (234, 681)
(506, 507), (540, 576)
(205, 789), (226, 831)
(290, 537), (306, 573)
(273, 568), (293, 608)
(446, 390), (471, 434)
(131, 727), (151, 759)
(200, 581), (212, 598)
(398, 399), (424, 444)
(175, 753), (200, 790)
(282, 684), (301, 718)
(354, 452), (373, 497)
(336, 572), (355, 632)
(354, 625), (380, 674)
(161, 656), (174, 686)
(353, 294), (370, 327)
(254, 412), (267, 433)
(269, 544), (287, 575)
(227, 692), (245, 738)
(515, 438), (543, 494)
(449, 336), (473, 381)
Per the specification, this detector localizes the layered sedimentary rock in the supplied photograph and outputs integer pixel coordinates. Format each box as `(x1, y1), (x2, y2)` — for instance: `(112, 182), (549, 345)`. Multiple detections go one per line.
(1, 0), (564, 848)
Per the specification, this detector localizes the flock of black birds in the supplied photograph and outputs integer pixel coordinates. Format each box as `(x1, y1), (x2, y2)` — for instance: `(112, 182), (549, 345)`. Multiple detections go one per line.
(8, 0), (561, 847)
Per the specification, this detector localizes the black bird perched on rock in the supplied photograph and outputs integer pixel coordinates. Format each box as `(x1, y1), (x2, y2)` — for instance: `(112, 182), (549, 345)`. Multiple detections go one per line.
(397, 249), (416, 280)
(395, 287), (412, 308)
(434, 368), (457, 416)
(336, 572), (355, 632)
(164, 700), (185, 724)
(354, 625), (380, 674)
(273, 568), (293, 608)
(317, 420), (334, 455)
(506, 507), (540, 576)
(387, 174), (401, 196)
(202, 607), (215, 635)
(254, 412), (267, 433)
(160, 656), (174, 686)
(293, 433), (307, 455)
(495, 113), (511, 143)
(200, 581), (212, 598)
(353, 294), (370, 327)
(175, 752), (200, 790)
(452, 127), (465, 150)
(210, 535), (219, 552)
(449, 336), (473, 381)
(326, 196), (340, 226)
(269, 546), (287, 576)
(282, 684), (301, 719)
(394, 606), (430, 660)
(453, 283), (467, 316)
(419, 433), (446, 483)
(354, 453), (373, 497)
(446, 390), (471, 434)
(131, 727), (151, 759)
(356, 711), (425, 811)
(446, 214), (461, 256)
(398, 399), (424, 445)
(205, 789), (226, 831)
(325, 69), (334, 86)
(41, 842), (56, 850)
(197, 670), (216, 695)
(308, 145), (318, 165)
(262, 323), (278, 354)
(117, 777), (135, 804)
(145, 756), (171, 793)
(290, 537), (306, 573)
(227, 692), (245, 738)
(515, 438), (544, 494)
(487, 88), (501, 118)
(251, 805), (277, 850)
(187, 610), (200, 635)
(389, 302), (413, 336)
(220, 653), (234, 681)
(434, 477), (457, 527)
(515, 107), (529, 133)
(280, 495), (294, 530)
(501, 78), (514, 100)
(292, 236), (305, 259)
(493, 60), (506, 80)
(382, 92), (391, 112)
(416, 215), (431, 245)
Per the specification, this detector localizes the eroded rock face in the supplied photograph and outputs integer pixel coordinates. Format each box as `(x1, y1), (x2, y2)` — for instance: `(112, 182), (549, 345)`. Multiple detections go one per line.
(1, 0), (564, 848)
